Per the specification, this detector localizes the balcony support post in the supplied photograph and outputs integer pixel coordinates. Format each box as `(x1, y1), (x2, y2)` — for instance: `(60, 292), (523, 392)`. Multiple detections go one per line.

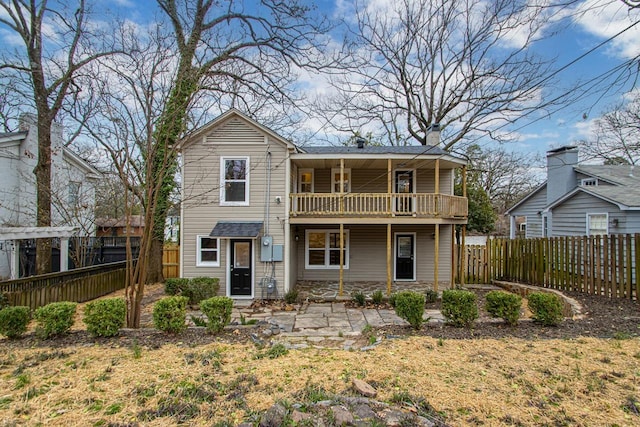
(339, 222), (344, 296)
(387, 223), (392, 295)
(387, 158), (392, 215)
(434, 224), (439, 292)
(340, 158), (344, 214)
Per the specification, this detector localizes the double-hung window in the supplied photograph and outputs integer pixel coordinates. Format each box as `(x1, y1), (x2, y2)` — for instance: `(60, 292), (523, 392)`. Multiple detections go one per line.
(331, 168), (351, 193)
(220, 157), (249, 205)
(587, 213), (608, 236)
(298, 169), (314, 193)
(197, 236), (219, 266)
(68, 182), (81, 205)
(305, 229), (349, 269)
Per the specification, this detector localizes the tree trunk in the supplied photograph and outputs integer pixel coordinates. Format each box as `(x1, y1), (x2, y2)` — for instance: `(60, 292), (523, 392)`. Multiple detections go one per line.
(147, 238), (165, 284)
(34, 118), (53, 274)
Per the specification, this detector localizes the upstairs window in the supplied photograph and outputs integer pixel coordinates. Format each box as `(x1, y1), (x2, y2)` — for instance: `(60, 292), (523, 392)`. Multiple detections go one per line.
(587, 213), (608, 236)
(331, 168), (351, 193)
(220, 157), (249, 205)
(68, 182), (81, 205)
(298, 169), (314, 193)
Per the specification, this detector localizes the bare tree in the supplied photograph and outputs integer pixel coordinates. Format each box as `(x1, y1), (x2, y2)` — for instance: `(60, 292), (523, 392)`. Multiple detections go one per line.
(578, 93), (640, 164)
(314, 0), (559, 149)
(71, 0), (327, 327)
(0, 0), (113, 273)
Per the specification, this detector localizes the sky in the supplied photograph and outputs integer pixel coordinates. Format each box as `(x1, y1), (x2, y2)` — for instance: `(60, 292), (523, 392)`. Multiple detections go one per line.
(1, 0), (639, 162)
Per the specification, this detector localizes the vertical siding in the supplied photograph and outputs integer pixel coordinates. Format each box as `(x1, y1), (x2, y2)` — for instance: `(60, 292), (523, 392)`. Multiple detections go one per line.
(181, 117), (289, 297)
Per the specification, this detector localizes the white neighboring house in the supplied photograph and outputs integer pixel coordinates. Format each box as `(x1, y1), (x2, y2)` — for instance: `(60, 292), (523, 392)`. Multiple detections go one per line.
(0, 115), (101, 279)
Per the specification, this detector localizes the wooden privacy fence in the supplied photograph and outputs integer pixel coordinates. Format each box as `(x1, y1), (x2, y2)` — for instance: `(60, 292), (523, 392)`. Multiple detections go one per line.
(163, 245), (179, 279)
(0, 261), (130, 310)
(455, 234), (640, 301)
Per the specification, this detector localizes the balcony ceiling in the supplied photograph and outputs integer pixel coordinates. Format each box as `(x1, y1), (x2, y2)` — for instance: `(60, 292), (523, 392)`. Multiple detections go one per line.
(291, 157), (463, 170)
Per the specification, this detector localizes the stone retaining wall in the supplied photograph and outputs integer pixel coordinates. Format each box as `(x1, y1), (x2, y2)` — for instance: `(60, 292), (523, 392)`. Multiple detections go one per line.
(492, 280), (584, 319)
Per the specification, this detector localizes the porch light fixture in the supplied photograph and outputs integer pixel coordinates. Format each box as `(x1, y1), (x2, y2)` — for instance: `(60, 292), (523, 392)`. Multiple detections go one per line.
(295, 227), (299, 241)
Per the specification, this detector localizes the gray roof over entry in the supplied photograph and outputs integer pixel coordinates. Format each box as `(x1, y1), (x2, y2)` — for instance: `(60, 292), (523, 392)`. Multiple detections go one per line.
(210, 221), (263, 238)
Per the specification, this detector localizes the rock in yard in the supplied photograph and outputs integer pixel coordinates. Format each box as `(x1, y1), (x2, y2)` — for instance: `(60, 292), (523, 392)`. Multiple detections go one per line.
(352, 378), (377, 397)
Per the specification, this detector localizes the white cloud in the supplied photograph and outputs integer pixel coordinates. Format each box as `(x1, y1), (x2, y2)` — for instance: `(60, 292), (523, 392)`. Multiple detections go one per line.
(573, 0), (640, 60)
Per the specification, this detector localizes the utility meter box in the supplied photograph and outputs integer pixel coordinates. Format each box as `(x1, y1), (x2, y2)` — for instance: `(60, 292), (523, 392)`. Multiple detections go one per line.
(271, 244), (284, 262)
(260, 236), (273, 262)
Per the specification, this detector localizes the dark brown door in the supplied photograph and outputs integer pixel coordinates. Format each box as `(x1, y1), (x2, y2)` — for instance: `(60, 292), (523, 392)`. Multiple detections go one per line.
(230, 239), (252, 296)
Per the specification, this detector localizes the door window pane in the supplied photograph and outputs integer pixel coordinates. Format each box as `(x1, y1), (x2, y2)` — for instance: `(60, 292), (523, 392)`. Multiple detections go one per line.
(234, 242), (250, 267)
(398, 236), (412, 257)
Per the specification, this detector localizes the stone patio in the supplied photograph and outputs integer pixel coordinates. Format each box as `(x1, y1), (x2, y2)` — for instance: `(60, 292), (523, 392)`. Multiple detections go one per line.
(294, 280), (449, 301)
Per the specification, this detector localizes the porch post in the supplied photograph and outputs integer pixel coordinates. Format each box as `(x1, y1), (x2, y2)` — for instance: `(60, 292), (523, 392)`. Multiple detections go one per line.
(434, 224), (439, 292)
(10, 240), (19, 280)
(60, 237), (69, 272)
(387, 159), (392, 214)
(339, 223), (344, 296)
(435, 159), (440, 193)
(340, 158), (345, 214)
(387, 223), (392, 295)
(461, 165), (467, 286)
(450, 225), (455, 287)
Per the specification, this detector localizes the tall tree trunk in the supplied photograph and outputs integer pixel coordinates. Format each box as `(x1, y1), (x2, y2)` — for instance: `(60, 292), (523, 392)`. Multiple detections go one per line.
(34, 117), (53, 274)
(147, 238), (165, 283)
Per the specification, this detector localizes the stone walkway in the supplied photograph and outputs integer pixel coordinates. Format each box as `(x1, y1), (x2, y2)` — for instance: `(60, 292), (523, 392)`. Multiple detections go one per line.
(228, 301), (446, 350)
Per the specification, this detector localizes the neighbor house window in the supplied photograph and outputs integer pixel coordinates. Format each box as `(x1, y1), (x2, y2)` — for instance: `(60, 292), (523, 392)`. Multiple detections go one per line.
(197, 236), (219, 266)
(331, 168), (351, 193)
(581, 178), (598, 186)
(220, 157), (249, 205)
(305, 229), (349, 269)
(298, 169), (314, 193)
(587, 213), (608, 236)
(68, 181), (81, 205)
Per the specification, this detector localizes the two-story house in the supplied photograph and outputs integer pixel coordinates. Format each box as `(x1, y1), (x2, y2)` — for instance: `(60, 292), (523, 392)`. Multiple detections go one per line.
(0, 115), (100, 279)
(180, 109), (468, 299)
(507, 145), (640, 238)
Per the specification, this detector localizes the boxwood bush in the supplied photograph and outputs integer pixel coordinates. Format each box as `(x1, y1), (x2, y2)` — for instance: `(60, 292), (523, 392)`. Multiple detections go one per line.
(394, 291), (426, 330)
(441, 289), (478, 327)
(424, 289), (439, 304)
(0, 306), (31, 339)
(527, 292), (564, 326)
(164, 278), (189, 296)
(200, 296), (233, 333)
(485, 291), (522, 326)
(34, 301), (77, 339)
(83, 298), (126, 337)
(183, 277), (219, 305)
(153, 296), (188, 333)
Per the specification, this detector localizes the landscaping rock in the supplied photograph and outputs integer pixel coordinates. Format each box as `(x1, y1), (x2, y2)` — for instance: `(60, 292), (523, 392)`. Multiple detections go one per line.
(352, 378), (377, 397)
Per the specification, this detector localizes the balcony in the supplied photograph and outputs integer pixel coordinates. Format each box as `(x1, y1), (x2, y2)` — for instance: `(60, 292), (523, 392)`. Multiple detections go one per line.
(290, 193), (468, 220)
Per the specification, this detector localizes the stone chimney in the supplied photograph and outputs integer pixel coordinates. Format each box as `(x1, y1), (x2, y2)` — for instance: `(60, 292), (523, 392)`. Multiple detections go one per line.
(546, 146), (579, 205)
(426, 123), (440, 146)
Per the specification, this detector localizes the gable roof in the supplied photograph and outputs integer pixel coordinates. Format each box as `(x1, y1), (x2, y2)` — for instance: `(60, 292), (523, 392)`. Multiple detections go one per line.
(574, 165), (640, 187)
(179, 108), (297, 151)
(505, 182), (547, 215)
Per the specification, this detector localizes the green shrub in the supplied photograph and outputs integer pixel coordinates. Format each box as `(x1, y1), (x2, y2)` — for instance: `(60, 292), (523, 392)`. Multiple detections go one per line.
(424, 289), (438, 304)
(183, 277), (219, 305)
(394, 291), (426, 330)
(284, 289), (299, 304)
(153, 296), (188, 333)
(164, 278), (189, 296)
(352, 291), (366, 307)
(389, 293), (398, 308)
(0, 306), (31, 338)
(371, 290), (384, 305)
(485, 291), (522, 326)
(34, 302), (77, 339)
(83, 298), (126, 337)
(0, 293), (9, 310)
(200, 297), (233, 333)
(527, 292), (564, 326)
(441, 289), (478, 327)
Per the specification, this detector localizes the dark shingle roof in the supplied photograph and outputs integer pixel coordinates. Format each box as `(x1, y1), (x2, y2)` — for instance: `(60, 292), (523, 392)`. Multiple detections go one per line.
(210, 221), (263, 238)
(298, 145), (446, 155)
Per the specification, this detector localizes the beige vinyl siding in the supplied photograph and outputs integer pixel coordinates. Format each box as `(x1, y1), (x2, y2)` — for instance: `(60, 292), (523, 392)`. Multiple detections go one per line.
(295, 224), (452, 283)
(181, 117), (289, 297)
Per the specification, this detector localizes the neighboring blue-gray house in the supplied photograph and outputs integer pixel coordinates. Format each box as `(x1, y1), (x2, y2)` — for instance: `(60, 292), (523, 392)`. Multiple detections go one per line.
(506, 146), (640, 238)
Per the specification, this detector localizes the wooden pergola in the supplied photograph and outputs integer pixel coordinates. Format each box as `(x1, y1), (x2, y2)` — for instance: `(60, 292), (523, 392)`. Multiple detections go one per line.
(0, 226), (79, 279)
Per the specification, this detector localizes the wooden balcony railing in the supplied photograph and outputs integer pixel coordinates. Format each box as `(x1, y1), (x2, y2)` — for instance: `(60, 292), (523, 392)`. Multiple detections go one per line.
(290, 193), (468, 218)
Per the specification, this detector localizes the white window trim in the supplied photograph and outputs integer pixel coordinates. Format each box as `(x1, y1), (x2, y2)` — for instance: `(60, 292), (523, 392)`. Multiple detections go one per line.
(196, 235), (220, 267)
(305, 229), (349, 269)
(298, 168), (314, 193)
(220, 156), (250, 206)
(331, 168), (351, 193)
(586, 212), (608, 236)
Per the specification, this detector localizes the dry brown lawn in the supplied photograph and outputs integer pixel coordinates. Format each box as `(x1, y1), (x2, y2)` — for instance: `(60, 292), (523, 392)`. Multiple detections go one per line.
(1, 335), (639, 426)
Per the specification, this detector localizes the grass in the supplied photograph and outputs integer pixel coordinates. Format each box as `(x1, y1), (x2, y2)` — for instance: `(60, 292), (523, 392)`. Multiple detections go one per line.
(0, 337), (639, 426)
